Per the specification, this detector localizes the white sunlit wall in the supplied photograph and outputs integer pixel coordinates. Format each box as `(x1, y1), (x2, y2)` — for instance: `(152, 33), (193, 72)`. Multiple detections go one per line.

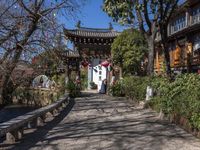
(88, 58), (107, 91)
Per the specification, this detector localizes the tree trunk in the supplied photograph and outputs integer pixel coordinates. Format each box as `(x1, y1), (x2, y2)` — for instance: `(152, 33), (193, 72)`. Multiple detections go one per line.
(147, 37), (155, 76)
(0, 48), (23, 105)
(163, 43), (171, 75)
(187, 53), (192, 73)
(0, 18), (39, 106)
(160, 24), (171, 76)
(1, 79), (16, 105)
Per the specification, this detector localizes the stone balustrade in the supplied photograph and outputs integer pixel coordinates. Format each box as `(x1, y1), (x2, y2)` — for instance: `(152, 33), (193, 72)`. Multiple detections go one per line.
(0, 94), (69, 144)
(14, 87), (65, 107)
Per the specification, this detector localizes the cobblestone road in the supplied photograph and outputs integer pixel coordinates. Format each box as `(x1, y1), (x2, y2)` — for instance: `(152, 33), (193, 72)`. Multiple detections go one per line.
(2, 93), (200, 150)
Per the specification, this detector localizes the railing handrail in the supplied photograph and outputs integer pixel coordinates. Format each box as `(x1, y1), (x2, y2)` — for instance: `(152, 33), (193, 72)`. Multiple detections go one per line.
(168, 12), (200, 36)
(0, 94), (69, 138)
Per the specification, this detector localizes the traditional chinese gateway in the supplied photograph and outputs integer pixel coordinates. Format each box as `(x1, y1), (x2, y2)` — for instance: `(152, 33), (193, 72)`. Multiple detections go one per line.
(64, 26), (119, 90)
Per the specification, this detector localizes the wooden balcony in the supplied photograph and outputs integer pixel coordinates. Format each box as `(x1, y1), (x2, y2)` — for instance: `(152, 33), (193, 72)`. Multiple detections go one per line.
(168, 11), (200, 37)
(191, 14), (200, 25)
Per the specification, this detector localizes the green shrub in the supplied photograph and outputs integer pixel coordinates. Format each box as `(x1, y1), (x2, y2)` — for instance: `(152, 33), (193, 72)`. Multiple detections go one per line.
(108, 76), (149, 101)
(151, 74), (200, 130)
(90, 82), (97, 89)
(13, 87), (62, 107)
(108, 80), (125, 97)
(148, 76), (170, 112)
(105, 73), (200, 130)
(52, 74), (65, 92)
(66, 80), (76, 91)
(123, 76), (149, 102)
(80, 69), (88, 90)
(66, 80), (80, 97)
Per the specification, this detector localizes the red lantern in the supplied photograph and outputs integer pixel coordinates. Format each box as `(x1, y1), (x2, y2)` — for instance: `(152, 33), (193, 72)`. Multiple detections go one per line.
(101, 60), (110, 67)
(81, 61), (88, 67)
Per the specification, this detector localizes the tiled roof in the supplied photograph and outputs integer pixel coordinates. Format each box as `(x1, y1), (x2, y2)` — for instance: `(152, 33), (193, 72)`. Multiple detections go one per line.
(64, 27), (120, 38)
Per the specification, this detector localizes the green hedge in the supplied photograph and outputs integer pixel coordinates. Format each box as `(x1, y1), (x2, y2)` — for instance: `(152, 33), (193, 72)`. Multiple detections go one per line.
(109, 76), (149, 101)
(109, 74), (200, 130)
(66, 80), (80, 98)
(150, 74), (200, 130)
(14, 87), (64, 107)
(123, 76), (149, 101)
(108, 80), (125, 97)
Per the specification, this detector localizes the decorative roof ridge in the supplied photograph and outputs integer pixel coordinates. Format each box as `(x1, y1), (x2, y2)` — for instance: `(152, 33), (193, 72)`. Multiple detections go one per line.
(63, 27), (120, 38)
(64, 27), (119, 33)
(78, 27), (112, 32)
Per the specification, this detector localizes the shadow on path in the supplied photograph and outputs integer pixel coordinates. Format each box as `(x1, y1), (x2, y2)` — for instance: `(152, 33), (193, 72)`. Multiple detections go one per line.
(0, 98), (75, 150)
(1, 93), (200, 150)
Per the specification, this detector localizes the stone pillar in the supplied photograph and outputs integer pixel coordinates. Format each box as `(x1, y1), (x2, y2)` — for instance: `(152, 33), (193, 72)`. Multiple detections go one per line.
(6, 129), (24, 143)
(52, 108), (58, 116)
(6, 132), (16, 143)
(62, 102), (67, 108)
(27, 121), (32, 129)
(36, 117), (44, 126)
(57, 105), (63, 112)
(17, 128), (24, 140)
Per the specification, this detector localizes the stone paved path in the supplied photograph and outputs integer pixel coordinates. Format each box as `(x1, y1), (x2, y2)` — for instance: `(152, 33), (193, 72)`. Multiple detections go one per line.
(1, 93), (200, 150)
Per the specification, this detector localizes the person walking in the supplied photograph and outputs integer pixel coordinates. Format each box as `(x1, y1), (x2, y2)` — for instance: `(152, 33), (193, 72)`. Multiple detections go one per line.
(99, 79), (107, 94)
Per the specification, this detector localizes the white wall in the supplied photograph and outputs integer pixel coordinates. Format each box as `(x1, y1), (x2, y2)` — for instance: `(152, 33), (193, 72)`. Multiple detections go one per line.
(88, 58), (107, 91)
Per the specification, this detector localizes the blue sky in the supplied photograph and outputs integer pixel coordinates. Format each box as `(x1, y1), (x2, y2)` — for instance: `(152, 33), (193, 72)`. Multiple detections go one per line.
(60, 0), (127, 32)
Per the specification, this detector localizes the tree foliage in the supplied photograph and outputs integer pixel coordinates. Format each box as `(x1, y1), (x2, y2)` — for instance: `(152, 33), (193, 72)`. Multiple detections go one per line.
(111, 29), (147, 75)
(103, 0), (135, 25)
(103, 0), (181, 75)
(0, 0), (83, 105)
(151, 74), (200, 130)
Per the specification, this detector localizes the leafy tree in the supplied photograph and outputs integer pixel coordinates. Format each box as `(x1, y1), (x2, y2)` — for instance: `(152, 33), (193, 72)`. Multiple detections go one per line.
(0, 0), (83, 106)
(103, 0), (181, 76)
(111, 29), (147, 75)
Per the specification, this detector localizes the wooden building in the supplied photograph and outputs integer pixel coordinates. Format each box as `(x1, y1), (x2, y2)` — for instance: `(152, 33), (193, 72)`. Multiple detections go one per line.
(154, 0), (200, 74)
(64, 26), (119, 90)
